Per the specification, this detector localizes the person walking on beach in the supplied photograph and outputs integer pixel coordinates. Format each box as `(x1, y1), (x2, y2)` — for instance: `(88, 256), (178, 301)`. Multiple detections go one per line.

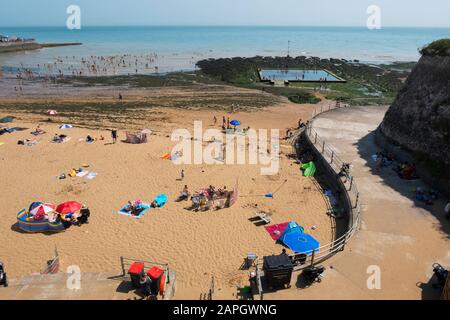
(118, 93), (123, 101)
(180, 169), (185, 181)
(213, 116), (217, 126)
(227, 117), (230, 130)
(111, 129), (118, 144)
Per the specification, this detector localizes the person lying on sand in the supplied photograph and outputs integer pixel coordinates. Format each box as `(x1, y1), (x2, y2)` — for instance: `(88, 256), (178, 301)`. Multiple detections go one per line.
(52, 134), (67, 143)
(126, 201), (143, 216)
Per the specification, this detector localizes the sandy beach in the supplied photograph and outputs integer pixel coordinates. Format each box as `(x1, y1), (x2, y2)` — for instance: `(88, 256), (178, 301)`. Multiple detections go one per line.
(0, 91), (333, 299)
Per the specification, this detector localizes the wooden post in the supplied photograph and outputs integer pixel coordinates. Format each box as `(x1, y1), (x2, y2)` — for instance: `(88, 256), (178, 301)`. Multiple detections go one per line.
(322, 141), (325, 153)
(349, 176), (353, 191)
(330, 151), (334, 164)
(167, 266), (171, 284)
(120, 256), (125, 276)
(314, 132), (317, 144)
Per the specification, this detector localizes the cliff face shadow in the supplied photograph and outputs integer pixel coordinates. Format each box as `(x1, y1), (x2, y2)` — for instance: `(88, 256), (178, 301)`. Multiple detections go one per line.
(355, 130), (450, 239)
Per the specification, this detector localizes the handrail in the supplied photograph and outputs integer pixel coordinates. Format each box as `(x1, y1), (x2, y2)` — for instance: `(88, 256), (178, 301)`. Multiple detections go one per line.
(288, 101), (362, 270)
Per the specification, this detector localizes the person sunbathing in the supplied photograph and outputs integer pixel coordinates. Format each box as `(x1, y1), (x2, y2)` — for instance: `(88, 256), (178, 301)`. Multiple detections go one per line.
(52, 134), (67, 143)
(217, 186), (227, 196)
(176, 185), (190, 201)
(126, 201), (141, 216)
(47, 212), (58, 223)
(86, 135), (95, 143)
(31, 126), (45, 135)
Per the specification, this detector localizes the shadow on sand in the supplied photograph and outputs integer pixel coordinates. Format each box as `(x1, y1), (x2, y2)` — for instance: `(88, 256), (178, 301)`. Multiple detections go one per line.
(355, 130), (450, 240)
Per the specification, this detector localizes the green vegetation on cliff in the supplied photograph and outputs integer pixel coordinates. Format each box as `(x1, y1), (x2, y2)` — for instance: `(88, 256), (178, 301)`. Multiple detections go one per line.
(420, 39), (450, 56)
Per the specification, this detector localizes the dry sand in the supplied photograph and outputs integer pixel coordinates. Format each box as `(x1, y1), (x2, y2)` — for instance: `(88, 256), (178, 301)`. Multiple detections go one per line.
(0, 99), (333, 299)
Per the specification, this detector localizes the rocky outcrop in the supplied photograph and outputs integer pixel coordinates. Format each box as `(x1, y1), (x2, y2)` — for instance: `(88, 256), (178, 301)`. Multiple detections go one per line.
(380, 43), (450, 189)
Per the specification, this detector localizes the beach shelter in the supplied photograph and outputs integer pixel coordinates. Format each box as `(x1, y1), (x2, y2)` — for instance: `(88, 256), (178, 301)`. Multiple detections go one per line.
(59, 124), (72, 129)
(281, 224), (320, 254)
(125, 130), (148, 144)
(16, 209), (65, 233)
(301, 161), (316, 177)
(56, 201), (82, 214)
(47, 110), (58, 115)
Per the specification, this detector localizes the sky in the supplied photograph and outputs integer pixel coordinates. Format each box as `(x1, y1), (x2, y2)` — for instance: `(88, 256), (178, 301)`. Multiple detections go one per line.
(1, 0), (450, 27)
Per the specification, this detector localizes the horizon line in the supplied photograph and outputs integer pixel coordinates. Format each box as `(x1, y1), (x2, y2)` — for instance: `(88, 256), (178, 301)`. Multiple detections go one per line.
(1, 24), (450, 29)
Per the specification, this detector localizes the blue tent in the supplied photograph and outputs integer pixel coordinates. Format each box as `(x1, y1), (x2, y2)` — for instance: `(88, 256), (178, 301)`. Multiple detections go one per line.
(280, 222), (319, 254)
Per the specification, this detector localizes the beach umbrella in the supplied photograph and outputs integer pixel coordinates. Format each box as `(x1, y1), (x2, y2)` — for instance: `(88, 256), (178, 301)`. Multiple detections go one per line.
(47, 110), (58, 115)
(56, 201), (82, 214)
(230, 120), (241, 126)
(59, 124), (72, 129)
(30, 203), (56, 216)
(281, 232), (319, 255)
(28, 201), (43, 212)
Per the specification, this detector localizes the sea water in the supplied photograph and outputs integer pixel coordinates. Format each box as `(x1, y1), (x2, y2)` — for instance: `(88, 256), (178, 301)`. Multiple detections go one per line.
(0, 26), (449, 76)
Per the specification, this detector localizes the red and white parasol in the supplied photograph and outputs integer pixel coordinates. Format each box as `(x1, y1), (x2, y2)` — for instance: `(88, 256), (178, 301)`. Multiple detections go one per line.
(30, 203), (56, 216)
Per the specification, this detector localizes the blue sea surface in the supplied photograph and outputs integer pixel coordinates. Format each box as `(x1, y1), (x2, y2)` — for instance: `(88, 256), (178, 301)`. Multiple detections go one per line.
(0, 26), (449, 75)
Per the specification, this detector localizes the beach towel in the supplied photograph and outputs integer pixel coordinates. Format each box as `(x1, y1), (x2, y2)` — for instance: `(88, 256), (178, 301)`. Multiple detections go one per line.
(265, 222), (290, 240)
(86, 172), (97, 180)
(0, 142), (4, 146)
(51, 137), (71, 144)
(31, 131), (46, 136)
(117, 202), (151, 219)
(76, 171), (89, 177)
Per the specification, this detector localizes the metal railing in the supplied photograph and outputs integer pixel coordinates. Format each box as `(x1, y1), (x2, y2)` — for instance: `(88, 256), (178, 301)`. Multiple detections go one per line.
(291, 101), (362, 269)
